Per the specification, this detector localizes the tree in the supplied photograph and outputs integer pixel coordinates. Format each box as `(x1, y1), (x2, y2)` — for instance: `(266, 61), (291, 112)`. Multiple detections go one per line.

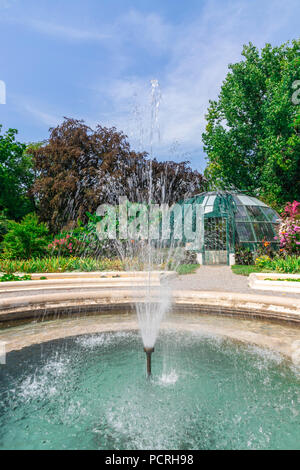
(32, 118), (206, 232)
(0, 126), (35, 219)
(31, 118), (147, 232)
(150, 159), (206, 204)
(202, 40), (300, 210)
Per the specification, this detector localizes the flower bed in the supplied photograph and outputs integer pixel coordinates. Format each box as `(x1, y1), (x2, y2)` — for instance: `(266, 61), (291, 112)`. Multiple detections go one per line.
(0, 257), (125, 274)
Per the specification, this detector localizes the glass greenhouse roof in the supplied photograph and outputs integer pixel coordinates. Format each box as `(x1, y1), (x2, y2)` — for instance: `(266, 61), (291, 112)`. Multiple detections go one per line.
(186, 191), (281, 246)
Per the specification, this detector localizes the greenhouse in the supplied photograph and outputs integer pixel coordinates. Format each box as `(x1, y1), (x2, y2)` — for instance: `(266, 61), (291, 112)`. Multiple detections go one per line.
(185, 191), (281, 266)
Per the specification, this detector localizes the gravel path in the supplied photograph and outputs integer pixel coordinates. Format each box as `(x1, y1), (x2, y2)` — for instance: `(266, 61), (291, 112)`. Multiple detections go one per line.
(170, 266), (300, 299)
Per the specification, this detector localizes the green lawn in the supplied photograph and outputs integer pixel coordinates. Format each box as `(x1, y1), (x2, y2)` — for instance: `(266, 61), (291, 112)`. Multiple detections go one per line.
(231, 265), (274, 276)
(176, 264), (200, 275)
(264, 278), (300, 282)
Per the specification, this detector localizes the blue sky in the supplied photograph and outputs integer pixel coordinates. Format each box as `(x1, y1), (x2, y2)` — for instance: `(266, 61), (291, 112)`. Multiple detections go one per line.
(0, 0), (299, 172)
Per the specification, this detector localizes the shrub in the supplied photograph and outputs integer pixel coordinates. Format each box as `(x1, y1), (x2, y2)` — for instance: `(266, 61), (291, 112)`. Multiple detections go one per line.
(255, 238), (277, 259)
(0, 211), (10, 242)
(48, 217), (119, 259)
(255, 255), (300, 273)
(48, 234), (86, 257)
(235, 246), (254, 265)
(276, 201), (300, 256)
(1, 213), (50, 259)
(182, 251), (198, 265)
(176, 264), (199, 275)
(255, 255), (272, 269)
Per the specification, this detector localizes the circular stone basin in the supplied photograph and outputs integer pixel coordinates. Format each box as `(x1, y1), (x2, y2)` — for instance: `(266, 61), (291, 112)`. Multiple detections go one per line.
(0, 330), (299, 450)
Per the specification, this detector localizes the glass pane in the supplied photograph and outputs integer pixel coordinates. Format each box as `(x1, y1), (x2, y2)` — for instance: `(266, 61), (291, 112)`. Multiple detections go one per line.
(252, 222), (275, 241)
(236, 222), (255, 242)
(238, 195), (257, 206)
(235, 205), (248, 220)
(207, 196), (216, 205)
(260, 207), (281, 223)
(233, 196), (243, 206)
(202, 196), (209, 207)
(260, 223), (276, 241)
(246, 206), (265, 221)
(250, 197), (267, 207)
(272, 223), (280, 237)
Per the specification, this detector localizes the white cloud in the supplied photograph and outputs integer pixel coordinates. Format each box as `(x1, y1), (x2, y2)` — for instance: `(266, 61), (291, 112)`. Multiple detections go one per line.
(88, 0), (299, 169)
(119, 9), (173, 52)
(2, 17), (111, 42)
(14, 95), (62, 128)
(3, 0), (299, 170)
(25, 18), (111, 42)
(24, 104), (61, 127)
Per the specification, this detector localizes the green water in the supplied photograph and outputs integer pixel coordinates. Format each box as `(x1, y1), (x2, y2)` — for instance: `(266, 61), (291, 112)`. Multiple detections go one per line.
(0, 330), (299, 450)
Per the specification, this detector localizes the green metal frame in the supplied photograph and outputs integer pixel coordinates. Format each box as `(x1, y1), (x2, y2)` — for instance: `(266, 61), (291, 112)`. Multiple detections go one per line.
(179, 191), (280, 265)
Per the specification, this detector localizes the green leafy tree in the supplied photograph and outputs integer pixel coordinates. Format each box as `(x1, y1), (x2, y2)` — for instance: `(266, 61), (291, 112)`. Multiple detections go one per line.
(1, 213), (50, 259)
(0, 126), (35, 219)
(203, 40), (300, 210)
(0, 210), (10, 242)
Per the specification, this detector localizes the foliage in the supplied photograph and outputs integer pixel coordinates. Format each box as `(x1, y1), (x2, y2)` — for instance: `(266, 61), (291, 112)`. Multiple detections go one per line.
(255, 255), (272, 268)
(276, 200), (300, 255)
(0, 126), (35, 219)
(1, 213), (50, 259)
(0, 273), (32, 282)
(0, 256), (125, 274)
(231, 265), (270, 276)
(264, 278), (300, 282)
(31, 118), (206, 232)
(203, 40), (300, 209)
(254, 238), (277, 259)
(0, 210), (10, 242)
(150, 159), (207, 204)
(83, 212), (119, 258)
(48, 223), (88, 257)
(31, 118), (142, 231)
(180, 251), (199, 265)
(48, 235), (77, 256)
(176, 264), (199, 275)
(255, 255), (300, 273)
(234, 246), (254, 265)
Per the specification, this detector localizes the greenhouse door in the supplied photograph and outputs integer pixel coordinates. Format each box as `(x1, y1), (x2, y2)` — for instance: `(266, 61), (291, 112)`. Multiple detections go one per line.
(203, 217), (228, 265)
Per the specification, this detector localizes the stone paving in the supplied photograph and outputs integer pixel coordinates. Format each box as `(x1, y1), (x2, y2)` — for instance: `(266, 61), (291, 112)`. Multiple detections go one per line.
(170, 266), (300, 299)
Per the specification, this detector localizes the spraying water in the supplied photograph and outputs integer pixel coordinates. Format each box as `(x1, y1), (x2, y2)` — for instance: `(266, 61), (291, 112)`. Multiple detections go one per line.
(134, 79), (171, 376)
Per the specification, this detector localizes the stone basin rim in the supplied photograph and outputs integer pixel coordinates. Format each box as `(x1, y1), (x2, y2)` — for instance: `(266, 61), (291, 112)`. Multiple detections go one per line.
(0, 289), (299, 327)
(1, 316), (299, 363)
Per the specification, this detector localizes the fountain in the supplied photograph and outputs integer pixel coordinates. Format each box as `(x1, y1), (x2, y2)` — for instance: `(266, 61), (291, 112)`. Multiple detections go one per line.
(93, 79), (183, 377)
(0, 79), (299, 451)
(144, 347), (154, 377)
(1, 327), (299, 450)
(134, 79), (173, 377)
